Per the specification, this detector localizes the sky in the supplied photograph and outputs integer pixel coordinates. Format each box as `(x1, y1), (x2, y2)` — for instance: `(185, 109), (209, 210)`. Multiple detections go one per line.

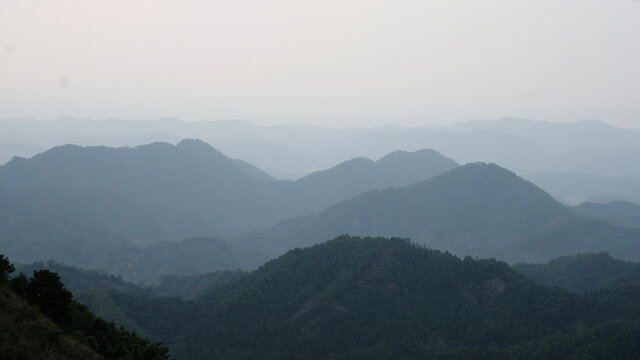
(0, 0), (639, 128)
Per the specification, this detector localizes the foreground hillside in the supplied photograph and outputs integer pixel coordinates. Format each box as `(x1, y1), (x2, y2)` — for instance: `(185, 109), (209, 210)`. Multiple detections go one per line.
(242, 163), (640, 263)
(0, 255), (169, 359)
(76, 236), (640, 360)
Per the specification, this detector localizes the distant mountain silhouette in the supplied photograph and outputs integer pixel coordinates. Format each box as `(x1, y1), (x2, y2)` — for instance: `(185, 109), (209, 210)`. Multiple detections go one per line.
(525, 171), (640, 204)
(0, 140), (275, 241)
(451, 118), (640, 153)
(97, 237), (265, 284)
(572, 201), (640, 228)
(0, 141), (455, 277)
(288, 148), (458, 214)
(241, 163), (640, 263)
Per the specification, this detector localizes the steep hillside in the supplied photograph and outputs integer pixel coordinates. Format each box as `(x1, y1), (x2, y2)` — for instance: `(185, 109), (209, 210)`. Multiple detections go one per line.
(241, 163), (640, 263)
(1, 255), (169, 359)
(0, 287), (103, 360)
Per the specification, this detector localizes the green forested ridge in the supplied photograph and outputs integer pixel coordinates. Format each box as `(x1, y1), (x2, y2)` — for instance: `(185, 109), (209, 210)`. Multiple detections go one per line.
(514, 252), (640, 293)
(0, 255), (170, 359)
(240, 163), (640, 263)
(62, 236), (640, 360)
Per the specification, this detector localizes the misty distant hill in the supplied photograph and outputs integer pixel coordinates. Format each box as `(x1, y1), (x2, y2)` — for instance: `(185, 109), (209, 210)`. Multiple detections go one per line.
(571, 201), (640, 228)
(450, 117), (640, 153)
(289, 149), (458, 214)
(0, 140), (455, 240)
(0, 186), (139, 268)
(525, 171), (640, 204)
(0, 141), (455, 276)
(97, 237), (265, 284)
(0, 139), (276, 242)
(5, 117), (640, 178)
(240, 163), (640, 263)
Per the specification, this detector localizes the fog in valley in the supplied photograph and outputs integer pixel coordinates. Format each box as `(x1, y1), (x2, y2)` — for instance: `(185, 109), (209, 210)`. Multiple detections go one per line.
(1, 1), (640, 359)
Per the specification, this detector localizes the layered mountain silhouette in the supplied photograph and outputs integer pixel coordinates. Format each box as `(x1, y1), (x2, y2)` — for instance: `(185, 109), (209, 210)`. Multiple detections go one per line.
(241, 163), (640, 263)
(288, 149), (458, 214)
(0, 141), (456, 278)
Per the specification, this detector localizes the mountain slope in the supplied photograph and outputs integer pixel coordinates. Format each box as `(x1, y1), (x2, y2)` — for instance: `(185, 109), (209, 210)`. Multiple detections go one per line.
(0, 142), (456, 278)
(0, 287), (103, 360)
(1, 255), (170, 359)
(291, 149), (458, 214)
(0, 141), (455, 242)
(0, 139), (275, 240)
(514, 252), (640, 293)
(572, 201), (640, 228)
(97, 236), (265, 283)
(94, 235), (640, 360)
(241, 163), (640, 263)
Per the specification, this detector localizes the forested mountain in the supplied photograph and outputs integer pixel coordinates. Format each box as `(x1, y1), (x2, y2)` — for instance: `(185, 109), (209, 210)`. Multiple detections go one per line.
(15, 260), (148, 295)
(240, 163), (640, 263)
(572, 201), (640, 228)
(514, 252), (640, 293)
(0, 255), (169, 359)
(65, 236), (640, 360)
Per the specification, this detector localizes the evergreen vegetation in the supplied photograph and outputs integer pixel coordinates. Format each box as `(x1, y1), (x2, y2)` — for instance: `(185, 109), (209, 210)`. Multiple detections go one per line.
(0, 255), (170, 359)
(63, 236), (640, 360)
(514, 252), (640, 292)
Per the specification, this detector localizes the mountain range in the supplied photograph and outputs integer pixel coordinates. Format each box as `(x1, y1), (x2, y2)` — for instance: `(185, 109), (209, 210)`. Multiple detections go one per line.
(3, 117), (640, 178)
(3, 139), (640, 282)
(240, 163), (640, 264)
(0, 140), (457, 280)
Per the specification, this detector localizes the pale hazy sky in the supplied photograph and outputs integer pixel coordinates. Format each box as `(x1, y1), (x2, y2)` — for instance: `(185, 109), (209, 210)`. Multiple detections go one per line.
(0, 0), (639, 128)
